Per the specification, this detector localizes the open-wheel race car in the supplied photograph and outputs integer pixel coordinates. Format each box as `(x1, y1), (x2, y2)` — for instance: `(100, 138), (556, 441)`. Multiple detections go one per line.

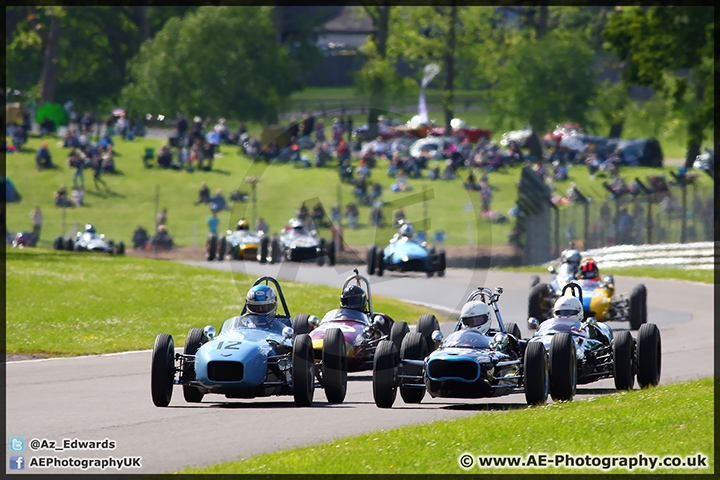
(296, 269), (423, 387)
(206, 218), (263, 261)
(526, 282), (661, 402)
(150, 276), (347, 407)
(367, 223), (445, 277)
(371, 286), (550, 408)
(529, 257), (647, 330)
(54, 223), (125, 255)
(257, 218), (336, 266)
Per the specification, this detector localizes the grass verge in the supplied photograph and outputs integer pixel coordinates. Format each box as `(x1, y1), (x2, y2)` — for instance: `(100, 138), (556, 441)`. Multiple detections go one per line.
(499, 265), (714, 284)
(180, 377), (713, 474)
(4, 248), (439, 356)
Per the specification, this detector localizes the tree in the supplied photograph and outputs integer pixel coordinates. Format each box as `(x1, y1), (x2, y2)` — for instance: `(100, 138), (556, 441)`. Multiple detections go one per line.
(603, 6), (714, 167)
(121, 6), (302, 124)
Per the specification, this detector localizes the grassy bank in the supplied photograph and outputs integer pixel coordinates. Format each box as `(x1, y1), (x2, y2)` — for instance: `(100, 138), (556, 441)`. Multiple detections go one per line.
(4, 248), (439, 356)
(181, 377), (713, 474)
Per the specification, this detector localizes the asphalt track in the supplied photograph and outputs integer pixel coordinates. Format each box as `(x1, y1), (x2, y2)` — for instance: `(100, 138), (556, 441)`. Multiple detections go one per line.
(5, 261), (714, 474)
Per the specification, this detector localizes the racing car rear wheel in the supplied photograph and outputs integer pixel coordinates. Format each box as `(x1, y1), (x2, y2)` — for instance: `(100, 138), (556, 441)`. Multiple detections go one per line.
(416, 314), (440, 353)
(528, 283), (551, 322)
(322, 328), (348, 403)
(107, 239), (115, 254)
(206, 234), (218, 261)
(65, 238), (75, 251)
(549, 333), (576, 402)
(505, 322), (522, 340)
(217, 236), (227, 261)
(375, 246), (385, 276)
(292, 314), (314, 335)
(437, 250), (446, 277)
(636, 323), (661, 388)
(399, 332), (427, 404)
(389, 321), (410, 352)
(116, 240), (125, 255)
(258, 236), (270, 264)
(54, 235), (64, 250)
(373, 340), (399, 408)
(612, 331), (635, 391)
(367, 245), (377, 275)
(524, 341), (549, 406)
(151, 333), (175, 407)
(530, 275), (540, 287)
(629, 284), (647, 330)
(327, 240), (336, 266)
(292, 334), (315, 407)
(183, 328), (207, 403)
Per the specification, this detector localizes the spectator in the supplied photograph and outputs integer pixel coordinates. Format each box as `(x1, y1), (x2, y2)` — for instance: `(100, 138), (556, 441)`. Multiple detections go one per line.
(229, 189), (247, 202)
(71, 186), (84, 207)
(392, 208), (406, 227)
(80, 112), (95, 134)
(99, 132), (114, 150)
(199, 140), (214, 170)
(616, 205), (634, 245)
(230, 123), (247, 145)
(92, 155), (107, 193)
(151, 224), (173, 251)
(480, 179), (492, 213)
(158, 142), (174, 169)
(178, 146), (190, 168)
(213, 118), (230, 145)
(428, 165), (440, 180)
(156, 207), (168, 228)
(357, 159), (371, 179)
(313, 142), (332, 167)
(287, 117), (299, 140)
(40, 116), (56, 136)
(209, 190), (228, 211)
(311, 202), (327, 227)
(343, 114), (353, 143)
(101, 146), (116, 174)
(132, 224), (149, 249)
(315, 119), (326, 143)
(464, 171), (479, 190)
(63, 129), (80, 148)
(330, 204), (341, 224)
(54, 184), (72, 207)
(36, 142), (54, 170)
(331, 117), (343, 145)
(31, 206), (43, 241)
(176, 114), (188, 145)
(189, 139), (203, 169)
(391, 173), (411, 192)
(369, 204), (383, 227)
(115, 113), (128, 140)
(301, 113), (314, 138)
(345, 202), (359, 229)
(207, 210), (220, 235)
(339, 158), (354, 183)
(190, 116), (204, 145)
(78, 127), (91, 149)
(371, 182), (383, 202)
(207, 126), (221, 155)
(196, 182), (211, 204)
(337, 140), (351, 165)
(256, 216), (269, 234)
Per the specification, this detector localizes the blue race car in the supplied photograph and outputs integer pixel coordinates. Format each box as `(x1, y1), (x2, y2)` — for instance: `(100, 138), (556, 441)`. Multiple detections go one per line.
(367, 223), (445, 277)
(150, 276), (347, 407)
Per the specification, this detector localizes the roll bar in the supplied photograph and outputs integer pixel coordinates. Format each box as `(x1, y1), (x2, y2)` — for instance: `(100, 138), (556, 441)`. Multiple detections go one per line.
(455, 286), (506, 333)
(342, 268), (373, 317)
(241, 276), (291, 318)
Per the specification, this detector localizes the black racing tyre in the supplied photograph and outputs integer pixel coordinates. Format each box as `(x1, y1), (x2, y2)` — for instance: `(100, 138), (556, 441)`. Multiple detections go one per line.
(629, 284), (647, 330)
(292, 314), (313, 335)
(270, 237), (282, 264)
(322, 328), (348, 403)
(437, 250), (446, 277)
(399, 332), (427, 404)
(372, 340), (399, 408)
(389, 321), (410, 353)
(375, 246), (385, 276)
(65, 238), (75, 251)
(292, 334), (315, 407)
(549, 332), (576, 402)
(54, 235), (64, 250)
(426, 267), (435, 278)
(367, 245), (377, 275)
(183, 328), (207, 403)
(612, 330), (635, 391)
(107, 239), (115, 254)
(636, 323), (661, 388)
(229, 244), (240, 260)
(528, 283), (551, 322)
(505, 322), (522, 340)
(524, 341), (549, 406)
(217, 236), (227, 261)
(151, 333), (175, 407)
(530, 275), (540, 287)
(327, 239), (336, 266)
(416, 314), (440, 353)
(116, 240), (125, 255)
(258, 236), (270, 264)
(206, 234), (217, 261)
(74, 241), (83, 252)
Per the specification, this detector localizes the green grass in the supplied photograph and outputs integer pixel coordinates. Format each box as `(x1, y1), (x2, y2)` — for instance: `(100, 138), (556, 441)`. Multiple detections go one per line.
(181, 377), (713, 474)
(500, 265), (715, 284)
(4, 248), (440, 356)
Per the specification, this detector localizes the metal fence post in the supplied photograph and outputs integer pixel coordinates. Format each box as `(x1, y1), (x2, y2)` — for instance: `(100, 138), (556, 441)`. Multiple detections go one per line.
(646, 193), (653, 244)
(680, 180), (687, 243)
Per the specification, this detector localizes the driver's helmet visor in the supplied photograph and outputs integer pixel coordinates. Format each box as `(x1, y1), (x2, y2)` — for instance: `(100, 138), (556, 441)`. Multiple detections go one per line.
(248, 303), (274, 314)
(555, 308), (580, 318)
(462, 314), (489, 328)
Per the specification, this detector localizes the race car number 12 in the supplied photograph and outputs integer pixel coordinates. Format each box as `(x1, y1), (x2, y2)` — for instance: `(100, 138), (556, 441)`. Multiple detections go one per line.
(216, 341), (242, 349)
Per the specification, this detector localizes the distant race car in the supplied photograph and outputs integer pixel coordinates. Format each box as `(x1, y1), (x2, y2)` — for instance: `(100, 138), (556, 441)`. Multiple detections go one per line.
(54, 224), (125, 255)
(206, 219), (263, 261)
(297, 269), (422, 378)
(528, 257), (647, 330)
(150, 276), (348, 407)
(258, 218), (335, 266)
(12, 232), (36, 248)
(367, 223), (445, 277)
(371, 286), (550, 408)
(526, 282), (661, 402)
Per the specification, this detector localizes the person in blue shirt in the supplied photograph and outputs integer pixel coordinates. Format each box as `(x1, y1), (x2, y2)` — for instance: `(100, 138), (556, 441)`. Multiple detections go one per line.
(36, 142), (53, 170)
(207, 209), (220, 235)
(99, 132), (114, 149)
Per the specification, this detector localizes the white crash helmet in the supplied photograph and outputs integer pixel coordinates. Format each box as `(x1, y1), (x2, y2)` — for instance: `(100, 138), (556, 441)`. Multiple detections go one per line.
(553, 295), (583, 323)
(289, 218), (304, 231)
(459, 300), (491, 334)
(399, 222), (414, 238)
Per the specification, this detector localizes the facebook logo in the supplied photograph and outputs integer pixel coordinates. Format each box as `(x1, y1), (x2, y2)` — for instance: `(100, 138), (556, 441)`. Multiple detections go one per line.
(10, 437), (24, 452)
(10, 455), (25, 470)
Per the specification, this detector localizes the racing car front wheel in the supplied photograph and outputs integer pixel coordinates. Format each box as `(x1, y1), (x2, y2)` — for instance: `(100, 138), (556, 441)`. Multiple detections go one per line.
(416, 315), (440, 353)
(524, 341), (549, 406)
(292, 314), (314, 335)
(375, 246), (385, 276)
(612, 331), (635, 391)
(629, 284), (647, 330)
(636, 323), (661, 388)
(389, 321), (410, 352)
(183, 328), (207, 403)
(322, 328), (348, 403)
(366, 245), (377, 275)
(373, 340), (399, 408)
(151, 334), (175, 407)
(399, 332), (427, 404)
(292, 334), (315, 407)
(549, 333), (576, 402)
(115, 240), (125, 255)
(505, 322), (522, 340)
(54, 235), (64, 250)
(327, 239), (336, 266)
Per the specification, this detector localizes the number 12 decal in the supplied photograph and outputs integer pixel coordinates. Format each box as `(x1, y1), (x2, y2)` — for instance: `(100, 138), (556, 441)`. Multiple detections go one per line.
(216, 341), (242, 350)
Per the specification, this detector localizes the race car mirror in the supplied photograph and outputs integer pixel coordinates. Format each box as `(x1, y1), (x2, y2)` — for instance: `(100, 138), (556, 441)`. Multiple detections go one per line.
(204, 325), (216, 340)
(431, 330), (443, 343)
(584, 317), (597, 328)
(282, 326), (294, 339)
(308, 316), (320, 328)
(548, 266), (556, 274)
(527, 317), (539, 330)
(492, 332), (509, 350)
(372, 315), (385, 327)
